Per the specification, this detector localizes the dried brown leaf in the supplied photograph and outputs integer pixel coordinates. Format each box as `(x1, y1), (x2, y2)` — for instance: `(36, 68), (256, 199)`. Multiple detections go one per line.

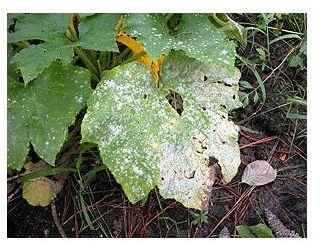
(241, 160), (277, 186)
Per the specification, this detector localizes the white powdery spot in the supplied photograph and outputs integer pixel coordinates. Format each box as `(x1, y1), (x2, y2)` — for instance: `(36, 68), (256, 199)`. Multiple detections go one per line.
(75, 95), (84, 103)
(133, 165), (143, 176)
(220, 49), (228, 56)
(107, 124), (122, 137)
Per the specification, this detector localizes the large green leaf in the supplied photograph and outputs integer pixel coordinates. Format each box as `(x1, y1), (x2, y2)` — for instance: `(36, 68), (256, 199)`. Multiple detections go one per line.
(8, 13), (123, 84)
(81, 51), (241, 210)
(78, 13), (121, 52)
(8, 63), (92, 170)
(123, 14), (236, 73)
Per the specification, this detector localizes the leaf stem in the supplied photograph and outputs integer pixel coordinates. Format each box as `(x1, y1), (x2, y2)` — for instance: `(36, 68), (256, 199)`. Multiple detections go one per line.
(110, 48), (131, 68)
(74, 46), (100, 78)
(98, 51), (108, 70)
(212, 13), (229, 27)
(15, 41), (30, 49)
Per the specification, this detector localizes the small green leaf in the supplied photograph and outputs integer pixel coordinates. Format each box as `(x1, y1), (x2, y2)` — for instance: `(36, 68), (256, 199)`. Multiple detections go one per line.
(239, 91), (249, 107)
(253, 91), (259, 104)
(288, 55), (304, 69)
(237, 223), (274, 238)
(8, 63), (92, 170)
(239, 81), (253, 89)
(256, 47), (266, 62)
(236, 225), (256, 238)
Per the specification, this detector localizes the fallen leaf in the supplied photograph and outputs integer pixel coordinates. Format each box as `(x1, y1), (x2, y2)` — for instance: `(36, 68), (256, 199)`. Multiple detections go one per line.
(22, 177), (57, 206)
(241, 160), (277, 186)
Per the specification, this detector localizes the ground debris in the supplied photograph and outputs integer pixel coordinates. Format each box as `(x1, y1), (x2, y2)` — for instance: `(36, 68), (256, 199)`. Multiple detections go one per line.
(265, 209), (301, 238)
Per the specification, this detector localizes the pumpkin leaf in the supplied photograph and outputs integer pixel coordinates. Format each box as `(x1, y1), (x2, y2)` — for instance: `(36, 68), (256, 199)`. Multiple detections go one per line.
(123, 13), (236, 73)
(81, 51), (242, 210)
(11, 38), (74, 83)
(78, 13), (121, 52)
(8, 13), (74, 84)
(7, 63), (92, 170)
(241, 160), (277, 186)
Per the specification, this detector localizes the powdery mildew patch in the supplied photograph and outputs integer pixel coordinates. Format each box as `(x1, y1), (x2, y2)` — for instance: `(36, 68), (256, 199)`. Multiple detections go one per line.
(81, 51), (242, 210)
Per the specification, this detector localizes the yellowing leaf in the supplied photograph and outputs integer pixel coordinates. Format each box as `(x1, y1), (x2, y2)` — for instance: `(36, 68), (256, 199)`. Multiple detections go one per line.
(241, 160), (277, 186)
(116, 31), (164, 87)
(22, 177), (57, 206)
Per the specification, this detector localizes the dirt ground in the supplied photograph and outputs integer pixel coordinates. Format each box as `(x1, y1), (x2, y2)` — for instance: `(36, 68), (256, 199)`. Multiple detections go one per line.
(7, 15), (307, 238)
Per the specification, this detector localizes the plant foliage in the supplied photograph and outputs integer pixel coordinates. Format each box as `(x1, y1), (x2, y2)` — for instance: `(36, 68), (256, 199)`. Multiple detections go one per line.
(8, 13), (242, 210)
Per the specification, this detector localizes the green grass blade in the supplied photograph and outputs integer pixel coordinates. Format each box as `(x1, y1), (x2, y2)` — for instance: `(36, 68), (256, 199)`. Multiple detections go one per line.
(79, 194), (95, 230)
(270, 33), (302, 45)
(22, 167), (78, 181)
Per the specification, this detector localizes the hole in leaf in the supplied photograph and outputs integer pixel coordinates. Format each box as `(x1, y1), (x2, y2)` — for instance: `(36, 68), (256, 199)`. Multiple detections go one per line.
(29, 39), (45, 45)
(233, 94), (236, 100)
(220, 104), (227, 110)
(202, 106), (206, 111)
(18, 75), (24, 84)
(184, 170), (195, 179)
(167, 13), (183, 36)
(204, 75), (208, 81)
(209, 156), (219, 166)
(166, 90), (184, 116)
(224, 83), (232, 87)
(143, 94), (147, 99)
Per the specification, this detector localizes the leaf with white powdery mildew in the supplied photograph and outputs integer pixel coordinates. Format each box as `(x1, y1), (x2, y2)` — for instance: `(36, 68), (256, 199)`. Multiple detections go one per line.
(241, 160), (277, 186)
(123, 14), (236, 73)
(81, 51), (242, 210)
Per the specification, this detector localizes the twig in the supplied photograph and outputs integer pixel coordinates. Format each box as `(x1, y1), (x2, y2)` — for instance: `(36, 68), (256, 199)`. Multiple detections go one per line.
(51, 200), (67, 238)
(261, 46), (297, 85)
(207, 186), (255, 237)
(7, 184), (22, 202)
(239, 135), (278, 149)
